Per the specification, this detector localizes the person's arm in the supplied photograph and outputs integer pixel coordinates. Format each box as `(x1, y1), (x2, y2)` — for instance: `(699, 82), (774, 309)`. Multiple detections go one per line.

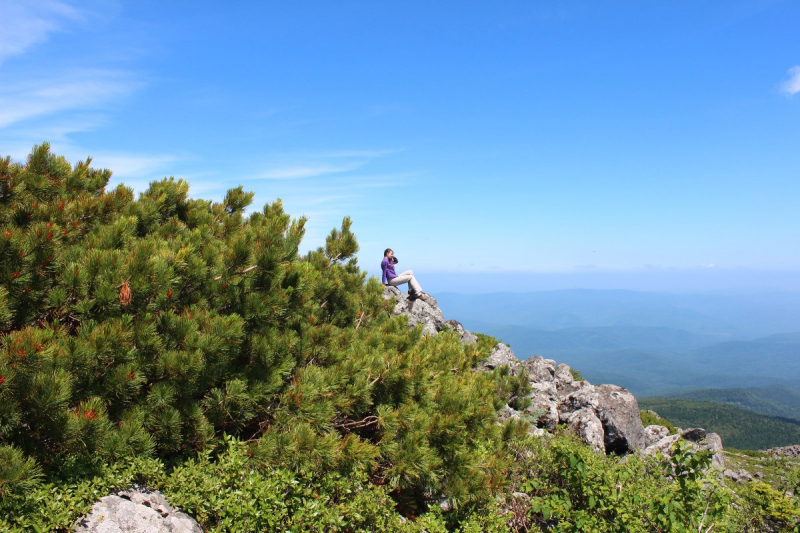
(381, 258), (388, 285)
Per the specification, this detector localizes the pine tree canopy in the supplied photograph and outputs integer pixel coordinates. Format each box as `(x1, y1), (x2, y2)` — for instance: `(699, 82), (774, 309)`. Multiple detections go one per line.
(0, 144), (523, 514)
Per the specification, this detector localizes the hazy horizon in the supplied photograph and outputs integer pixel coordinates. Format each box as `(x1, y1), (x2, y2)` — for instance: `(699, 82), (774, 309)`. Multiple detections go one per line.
(381, 270), (800, 294)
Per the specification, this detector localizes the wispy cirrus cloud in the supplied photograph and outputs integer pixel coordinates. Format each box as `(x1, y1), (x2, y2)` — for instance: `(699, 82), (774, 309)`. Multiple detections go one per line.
(0, 1), (172, 189)
(254, 162), (363, 180)
(0, 0), (83, 65)
(781, 66), (800, 96)
(92, 153), (178, 178)
(312, 148), (403, 158)
(0, 69), (139, 129)
(100, 152), (184, 194)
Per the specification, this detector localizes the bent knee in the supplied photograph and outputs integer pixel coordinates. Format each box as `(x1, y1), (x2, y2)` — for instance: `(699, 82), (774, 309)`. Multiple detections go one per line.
(408, 270), (414, 275)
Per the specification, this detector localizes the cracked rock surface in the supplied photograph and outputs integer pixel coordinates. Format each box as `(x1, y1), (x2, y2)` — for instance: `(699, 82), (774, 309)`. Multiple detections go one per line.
(74, 486), (202, 533)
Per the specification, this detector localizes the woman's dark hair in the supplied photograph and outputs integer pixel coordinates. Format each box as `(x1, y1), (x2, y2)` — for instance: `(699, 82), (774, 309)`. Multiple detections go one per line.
(384, 248), (393, 257)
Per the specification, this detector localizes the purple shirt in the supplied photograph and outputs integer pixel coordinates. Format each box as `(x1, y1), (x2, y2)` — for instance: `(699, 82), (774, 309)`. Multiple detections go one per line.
(381, 257), (398, 285)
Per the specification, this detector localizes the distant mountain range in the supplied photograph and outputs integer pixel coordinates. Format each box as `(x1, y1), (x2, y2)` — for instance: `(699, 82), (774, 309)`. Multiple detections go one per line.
(436, 289), (800, 397)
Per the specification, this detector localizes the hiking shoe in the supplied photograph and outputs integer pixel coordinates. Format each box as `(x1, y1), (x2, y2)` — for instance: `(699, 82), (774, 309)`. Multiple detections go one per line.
(417, 292), (430, 301)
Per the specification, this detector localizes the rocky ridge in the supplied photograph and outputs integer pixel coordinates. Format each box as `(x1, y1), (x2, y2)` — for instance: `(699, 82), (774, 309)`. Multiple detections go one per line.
(384, 286), (725, 463)
(766, 445), (800, 459)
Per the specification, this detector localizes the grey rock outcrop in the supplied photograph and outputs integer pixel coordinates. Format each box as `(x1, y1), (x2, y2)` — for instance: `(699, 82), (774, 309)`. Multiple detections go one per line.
(642, 434), (682, 458)
(644, 424), (670, 447)
(74, 486), (201, 533)
(564, 408), (605, 452)
(482, 343), (520, 372)
(594, 384), (646, 453)
(643, 427), (725, 468)
(522, 357), (558, 383)
(765, 444), (800, 459)
(527, 396), (559, 430)
(723, 469), (754, 483)
(491, 349), (646, 454)
(384, 287), (477, 342)
(444, 320), (479, 345)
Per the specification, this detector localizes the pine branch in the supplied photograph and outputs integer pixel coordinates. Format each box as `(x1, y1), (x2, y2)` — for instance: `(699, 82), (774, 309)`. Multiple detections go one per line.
(334, 415), (380, 430)
(213, 265), (257, 280)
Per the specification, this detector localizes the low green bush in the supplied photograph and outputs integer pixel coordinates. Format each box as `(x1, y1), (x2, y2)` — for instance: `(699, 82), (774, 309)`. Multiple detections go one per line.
(640, 409), (678, 434)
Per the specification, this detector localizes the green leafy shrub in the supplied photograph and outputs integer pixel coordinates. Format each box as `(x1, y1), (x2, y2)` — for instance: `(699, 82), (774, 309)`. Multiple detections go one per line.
(506, 432), (743, 532)
(640, 409), (678, 434)
(728, 481), (800, 532)
(569, 367), (585, 382)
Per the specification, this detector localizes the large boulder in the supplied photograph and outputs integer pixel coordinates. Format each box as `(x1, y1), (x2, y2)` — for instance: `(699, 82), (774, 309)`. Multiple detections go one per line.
(680, 428), (725, 468)
(553, 364), (574, 386)
(564, 408), (605, 452)
(482, 343), (521, 373)
(644, 425), (670, 447)
(557, 384), (598, 416)
(643, 428), (725, 468)
(444, 319), (478, 345)
(74, 486), (202, 533)
(593, 384), (646, 453)
(527, 396), (559, 430)
(521, 356), (558, 382)
(642, 434), (682, 458)
(384, 286), (445, 336)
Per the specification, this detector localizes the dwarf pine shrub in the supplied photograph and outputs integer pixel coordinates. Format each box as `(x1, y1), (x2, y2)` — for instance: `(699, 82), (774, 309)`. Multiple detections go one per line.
(2, 145), (798, 532)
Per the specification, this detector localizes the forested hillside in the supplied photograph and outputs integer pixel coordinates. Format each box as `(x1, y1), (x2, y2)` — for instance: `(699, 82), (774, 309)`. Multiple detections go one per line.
(638, 399), (800, 450)
(670, 385), (800, 420)
(1, 145), (798, 532)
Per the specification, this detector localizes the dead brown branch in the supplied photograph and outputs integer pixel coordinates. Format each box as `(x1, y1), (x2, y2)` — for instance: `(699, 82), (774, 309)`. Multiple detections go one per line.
(334, 415), (380, 430)
(214, 265), (258, 281)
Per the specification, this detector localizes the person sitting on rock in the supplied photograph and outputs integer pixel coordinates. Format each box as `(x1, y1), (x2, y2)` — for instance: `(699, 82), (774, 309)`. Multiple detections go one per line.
(381, 248), (430, 301)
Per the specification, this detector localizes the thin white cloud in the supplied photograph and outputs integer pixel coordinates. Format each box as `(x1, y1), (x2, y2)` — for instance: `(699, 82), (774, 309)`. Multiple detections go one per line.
(781, 66), (800, 96)
(98, 153), (182, 194)
(254, 162), (362, 180)
(0, 1), (83, 65)
(0, 70), (138, 129)
(92, 153), (177, 178)
(313, 148), (403, 158)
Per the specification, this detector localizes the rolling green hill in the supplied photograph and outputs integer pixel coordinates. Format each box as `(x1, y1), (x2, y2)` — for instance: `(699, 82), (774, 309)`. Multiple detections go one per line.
(670, 385), (800, 420)
(638, 398), (800, 450)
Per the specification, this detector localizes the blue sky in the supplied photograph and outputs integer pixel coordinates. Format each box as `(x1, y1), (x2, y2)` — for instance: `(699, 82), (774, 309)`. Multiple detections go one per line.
(1, 1), (799, 292)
